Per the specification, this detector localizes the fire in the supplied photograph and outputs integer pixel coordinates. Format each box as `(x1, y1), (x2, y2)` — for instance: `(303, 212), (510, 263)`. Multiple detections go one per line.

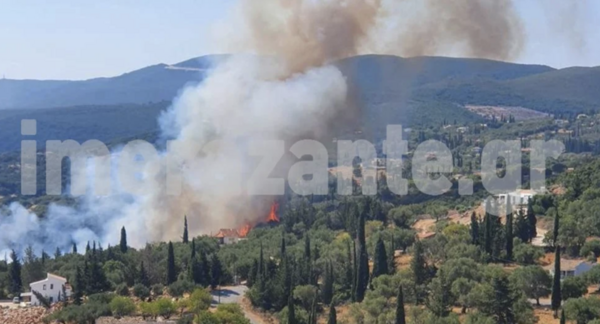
(233, 202), (279, 239)
(237, 223), (251, 238)
(267, 202), (280, 223)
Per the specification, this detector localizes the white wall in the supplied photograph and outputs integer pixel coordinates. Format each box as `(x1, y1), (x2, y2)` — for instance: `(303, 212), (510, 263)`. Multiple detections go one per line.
(30, 276), (69, 306)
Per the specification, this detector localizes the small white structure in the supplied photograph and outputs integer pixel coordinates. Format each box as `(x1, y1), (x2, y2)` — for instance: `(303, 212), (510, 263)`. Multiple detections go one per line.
(26, 273), (71, 306)
(547, 259), (596, 280)
(497, 188), (546, 206)
(214, 229), (243, 245)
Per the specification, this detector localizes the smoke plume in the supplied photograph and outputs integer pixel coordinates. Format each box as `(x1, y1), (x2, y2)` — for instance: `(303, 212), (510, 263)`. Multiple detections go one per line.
(0, 0), (552, 254)
(370, 0), (525, 61)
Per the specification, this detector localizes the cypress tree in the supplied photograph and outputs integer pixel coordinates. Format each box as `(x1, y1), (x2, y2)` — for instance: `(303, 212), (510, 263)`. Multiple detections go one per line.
(188, 256), (200, 284)
(491, 275), (515, 324)
(372, 236), (389, 278)
(61, 285), (68, 306)
(72, 243), (77, 254)
(553, 208), (560, 247)
(8, 250), (22, 295)
(258, 242), (264, 277)
(321, 262), (334, 305)
(483, 200), (493, 256)
(182, 215), (189, 244)
(120, 226), (127, 253)
(82, 259), (90, 294)
(248, 259), (258, 287)
(73, 266), (83, 305)
(526, 198), (537, 242)
(304, 234), (311, 260)
(166, 241), (177, 285)
(411, 241), (427, 286)
(427, 269), (451, 317)
(551, 246), (562, 317)
(304, 234), (312, 285)
(281, 256), (292, 306)
(281, 233), (286, 258)
(308, 296), (317, 324)
(515, 209), (529, 242)
(41, 250), (48, 265)
(210, 254), (223, 289)
(505, 198), (514, 261)
(411, 240), (427, 304)
(139, 261), (149, 287)
(86, 241), (90, 254)
(327, 303), (337, 324)
(54, 247), (62, 259)
(346, 241), (354, 294)
(396, 285), (406, 324)
(287, 295), (296, 324)
(355, 211), (369, 302)
(470, 212), (479, 245)
(199, 251), (210, 287)
(351, 240), (357, 302)
(560, 309), (565, 324)
(88, 252), (109, 293)
(190, 238), (196, 259)
(388, 233), (396, 275)
(106, 244), (114, 260)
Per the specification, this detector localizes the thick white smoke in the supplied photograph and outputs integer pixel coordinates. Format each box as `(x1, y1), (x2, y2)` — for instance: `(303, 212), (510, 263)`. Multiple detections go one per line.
(2, 0), (583, 254)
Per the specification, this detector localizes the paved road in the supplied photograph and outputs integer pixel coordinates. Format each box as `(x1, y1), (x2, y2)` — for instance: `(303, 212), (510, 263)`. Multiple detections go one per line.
(211, 286), (264, 324)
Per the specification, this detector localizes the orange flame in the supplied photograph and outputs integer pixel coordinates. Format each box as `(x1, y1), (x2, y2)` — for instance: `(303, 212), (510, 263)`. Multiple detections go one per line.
(266, 202), (280, 223)
(237, 223), (251, 238)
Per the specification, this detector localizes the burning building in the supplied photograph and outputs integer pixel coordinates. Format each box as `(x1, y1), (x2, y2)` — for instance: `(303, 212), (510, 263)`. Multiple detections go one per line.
(214, 202), (279, 244)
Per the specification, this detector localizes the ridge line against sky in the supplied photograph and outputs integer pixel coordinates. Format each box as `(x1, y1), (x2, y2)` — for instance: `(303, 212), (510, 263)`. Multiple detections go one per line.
(1, 0), (599, 80)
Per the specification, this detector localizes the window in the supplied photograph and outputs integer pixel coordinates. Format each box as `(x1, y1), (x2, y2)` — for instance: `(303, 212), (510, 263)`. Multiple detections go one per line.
(50, 284), (54, 290)
(43, 284), (46, 290)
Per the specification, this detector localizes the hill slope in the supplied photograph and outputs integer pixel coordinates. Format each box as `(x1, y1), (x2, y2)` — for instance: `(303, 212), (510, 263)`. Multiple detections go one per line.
(0, 55), (555, 110)
(1, 55), (599, 153)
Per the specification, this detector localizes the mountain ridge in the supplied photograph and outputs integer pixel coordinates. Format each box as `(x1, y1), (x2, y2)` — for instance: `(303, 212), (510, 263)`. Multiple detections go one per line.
(0, 54), (561, 110)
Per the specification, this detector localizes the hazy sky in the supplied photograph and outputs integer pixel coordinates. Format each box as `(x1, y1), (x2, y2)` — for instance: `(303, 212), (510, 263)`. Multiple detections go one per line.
(1, 0), (599, 80)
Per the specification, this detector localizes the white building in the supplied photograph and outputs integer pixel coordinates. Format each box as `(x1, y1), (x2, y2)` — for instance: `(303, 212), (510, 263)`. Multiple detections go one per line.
(22, 273), (71, 306)
(546, 259), (595, 280)
(497, 188), (546, 206)
(214, 229), (244, 245)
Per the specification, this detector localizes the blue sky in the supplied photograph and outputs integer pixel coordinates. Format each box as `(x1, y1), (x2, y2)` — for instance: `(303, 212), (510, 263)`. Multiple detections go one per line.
(1, 0), (598, 80)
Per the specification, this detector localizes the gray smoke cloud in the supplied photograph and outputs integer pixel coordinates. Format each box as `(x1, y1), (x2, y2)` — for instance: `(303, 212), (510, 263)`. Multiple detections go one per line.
(0, 0), (585, 254)
(369, 0), (525, 61)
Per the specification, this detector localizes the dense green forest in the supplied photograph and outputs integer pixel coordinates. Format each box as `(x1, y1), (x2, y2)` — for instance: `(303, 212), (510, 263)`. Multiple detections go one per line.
(3, 73), (600, 322)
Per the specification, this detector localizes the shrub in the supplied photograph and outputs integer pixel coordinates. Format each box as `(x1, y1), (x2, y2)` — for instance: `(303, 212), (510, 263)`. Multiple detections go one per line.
(109, 296), (136, 317)
(189, 288), (213, 313)
(581, 240), (600, 258)
(133, 284), (150, 300)
(152, 283), (164, 296)
(195, 311), (220, 324)
(115, 283), (129, 296)
(88, 292), (116, 304)
(214, 304), (250, 324)
(562, 276), (589, 301)
(513, 243), (544, 265)
(139, 301), (157, 319)
(168, 280), (195, 297)
(155, 298), (177, 319)
(177, 314), (194, 324)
